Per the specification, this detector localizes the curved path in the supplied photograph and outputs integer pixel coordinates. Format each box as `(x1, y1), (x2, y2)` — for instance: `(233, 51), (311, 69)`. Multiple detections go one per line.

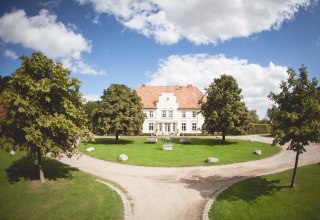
(59, 135), (320, 220)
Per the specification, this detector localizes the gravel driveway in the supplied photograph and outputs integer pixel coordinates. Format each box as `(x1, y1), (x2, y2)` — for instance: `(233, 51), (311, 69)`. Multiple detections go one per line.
(59, 135), (320, 220)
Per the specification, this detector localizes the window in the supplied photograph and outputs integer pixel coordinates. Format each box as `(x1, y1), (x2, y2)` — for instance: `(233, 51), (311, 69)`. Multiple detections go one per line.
(172, 123), (176, 131)
(168, 110), (173, 118)
(181, 123), (186, 131)
(182, 111), (186, 118)
(159, 123), (162, 131)
(192, 123), (197, 131)
(149, 111), (154, 118)
(164, 123), (170, 132)
(192, 111), (197, 118)
(149, 123), (154, 131)
(162, 110), (166, 118)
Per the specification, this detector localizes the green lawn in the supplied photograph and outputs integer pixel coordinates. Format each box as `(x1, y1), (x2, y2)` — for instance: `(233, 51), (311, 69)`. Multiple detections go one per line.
(0, 150), (123, 220)
(210, 163), (320, 220)
(79, 137), (280, 166)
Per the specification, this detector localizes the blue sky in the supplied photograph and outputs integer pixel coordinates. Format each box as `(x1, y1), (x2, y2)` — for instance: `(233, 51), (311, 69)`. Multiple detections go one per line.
(1, 0), (319, 118)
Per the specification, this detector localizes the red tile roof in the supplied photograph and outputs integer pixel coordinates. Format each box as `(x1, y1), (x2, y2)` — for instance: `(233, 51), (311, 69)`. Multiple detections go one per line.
(135, 84), (206, 109)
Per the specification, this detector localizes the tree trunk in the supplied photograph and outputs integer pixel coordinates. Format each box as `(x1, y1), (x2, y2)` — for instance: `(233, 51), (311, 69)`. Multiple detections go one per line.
(221, 130), (226, 142)
(115, 131), (119, 143)
(290, 150), (300, 188)
(37, 148), (45, 183)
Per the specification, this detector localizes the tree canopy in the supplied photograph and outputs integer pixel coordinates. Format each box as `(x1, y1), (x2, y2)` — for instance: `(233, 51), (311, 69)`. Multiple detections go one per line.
(269, 66), (320, 187)
(0, 51), (93, 183)
(200, 74), (249, 142)
(92, 84), (145, 142)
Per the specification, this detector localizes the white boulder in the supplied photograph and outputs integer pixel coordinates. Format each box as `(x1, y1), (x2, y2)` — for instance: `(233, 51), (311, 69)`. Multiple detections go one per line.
(34, 159), (39, 166)
(86, 147), (95, 152)
(10, 150), (15, 155)
(254, 150), (262, 155)
(207, 157), (219, 163)
(118, 154), (128, 161)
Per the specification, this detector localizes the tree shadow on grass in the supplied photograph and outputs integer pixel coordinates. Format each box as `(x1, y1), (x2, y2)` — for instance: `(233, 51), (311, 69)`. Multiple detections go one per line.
(171, 138), (237, 146)
(216, 176), (287, 202)
(86, 138), (134, 145)
(5, 157), (78, 184)
(180, 175), (246, 198)
(181, 175), (289, 200)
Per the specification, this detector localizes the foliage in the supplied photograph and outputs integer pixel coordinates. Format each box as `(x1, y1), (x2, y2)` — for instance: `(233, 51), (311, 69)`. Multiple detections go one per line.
(210, 164), (320, 220)
(268, 66), (320, 187)
(200, 74), (249, 142)
(0, 51), (93, 182)
(83, 100), (99, 131)
(92, 84), (146, 141)
(248, 123), (271, 134)
(79, 137), (279, 167)
(0, 150), (122, 219)
(249, 109), (259, 123)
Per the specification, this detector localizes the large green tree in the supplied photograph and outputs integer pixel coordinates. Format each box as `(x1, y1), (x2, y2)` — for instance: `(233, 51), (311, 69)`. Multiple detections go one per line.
(200, 74), (249, 142)
(92, 84), (145, 142)
(269, 66), (320, 187)
(0, 52), (93, 183)
(83, 100), (99, 131)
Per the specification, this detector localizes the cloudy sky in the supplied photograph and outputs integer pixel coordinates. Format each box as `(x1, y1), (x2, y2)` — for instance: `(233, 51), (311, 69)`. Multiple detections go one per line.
(1, 0), (320, 118)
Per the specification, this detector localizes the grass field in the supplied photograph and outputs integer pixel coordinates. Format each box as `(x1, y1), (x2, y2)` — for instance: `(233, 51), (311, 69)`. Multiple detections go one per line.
(210, 163), (320, 220)
(0, 150), (123, 220)
(79, 137), (280, 166)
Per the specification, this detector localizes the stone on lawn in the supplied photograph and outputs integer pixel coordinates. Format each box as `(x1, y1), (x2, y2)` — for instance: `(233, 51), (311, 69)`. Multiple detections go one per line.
(254, 150), (262, 155)
(34, 159), (38, 166)
(207, 157), (219, 163)
(86, 147), (95, 152)
(118, 154), (128, 161)
(10, 150), (15, 155)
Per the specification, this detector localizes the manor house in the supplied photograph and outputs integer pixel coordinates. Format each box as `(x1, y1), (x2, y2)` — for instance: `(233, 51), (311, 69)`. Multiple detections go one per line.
(135, 84), (205, 135)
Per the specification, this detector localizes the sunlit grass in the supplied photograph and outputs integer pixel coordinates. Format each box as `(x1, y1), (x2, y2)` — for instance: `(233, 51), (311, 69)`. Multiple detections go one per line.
(79, 137), (280, 166)
(0, 150), (123, 220)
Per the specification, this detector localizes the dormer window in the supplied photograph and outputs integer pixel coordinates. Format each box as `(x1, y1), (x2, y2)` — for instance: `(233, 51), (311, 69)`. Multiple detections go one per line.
(193, 111), (197, 118)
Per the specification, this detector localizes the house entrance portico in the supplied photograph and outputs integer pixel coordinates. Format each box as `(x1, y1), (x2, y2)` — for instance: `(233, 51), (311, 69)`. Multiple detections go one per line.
(157, 121), (178, 135)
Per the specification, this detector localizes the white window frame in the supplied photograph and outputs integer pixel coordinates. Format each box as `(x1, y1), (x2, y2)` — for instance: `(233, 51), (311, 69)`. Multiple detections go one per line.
(149, 122), (154, 131)
(182, 111), (186, 118)
(192, 123), (197, 131)
(181, 123), (186, 131)
(168, 110), (173, 118)
(149, 111), (154, 118)
(192, 111), (197, 118)
(162, 110), (166, 118)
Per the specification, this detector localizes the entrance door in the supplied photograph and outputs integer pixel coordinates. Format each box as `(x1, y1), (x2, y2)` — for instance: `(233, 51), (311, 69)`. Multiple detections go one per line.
(164, 123), (171, 133)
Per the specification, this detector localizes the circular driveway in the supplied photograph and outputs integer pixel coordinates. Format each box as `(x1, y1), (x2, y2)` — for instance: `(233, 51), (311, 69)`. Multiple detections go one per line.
(59, 135), (320, 220)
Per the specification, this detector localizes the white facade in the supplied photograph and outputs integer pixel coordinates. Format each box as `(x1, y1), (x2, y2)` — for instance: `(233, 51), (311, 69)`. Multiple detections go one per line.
(142, 92), (204, 135)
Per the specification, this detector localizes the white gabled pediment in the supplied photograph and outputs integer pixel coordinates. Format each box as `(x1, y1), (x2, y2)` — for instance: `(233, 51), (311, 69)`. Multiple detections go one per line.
(156, 92), (179, 110)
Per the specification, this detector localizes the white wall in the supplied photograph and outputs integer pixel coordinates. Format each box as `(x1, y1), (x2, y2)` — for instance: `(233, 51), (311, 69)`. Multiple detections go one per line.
(142, 92), (204, 135)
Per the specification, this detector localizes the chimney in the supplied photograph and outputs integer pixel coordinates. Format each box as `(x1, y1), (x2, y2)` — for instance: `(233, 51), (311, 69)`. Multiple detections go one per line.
(187, 84), (192, 88)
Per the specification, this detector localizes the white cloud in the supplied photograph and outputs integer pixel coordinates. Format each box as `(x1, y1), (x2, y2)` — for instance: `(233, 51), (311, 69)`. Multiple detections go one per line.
(76, 0), (311, 45)
(3, 49), (18, 59)
(146, 54), (288, 119)
(61, 58), (106, 75)
(83, 94), (101, 102)
(0, 9), (104, 75)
